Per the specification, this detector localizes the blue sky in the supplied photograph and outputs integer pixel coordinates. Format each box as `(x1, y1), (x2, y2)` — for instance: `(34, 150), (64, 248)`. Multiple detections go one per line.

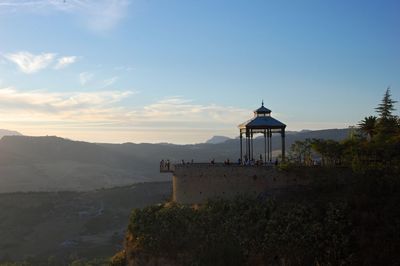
(0, 0), (399, 143)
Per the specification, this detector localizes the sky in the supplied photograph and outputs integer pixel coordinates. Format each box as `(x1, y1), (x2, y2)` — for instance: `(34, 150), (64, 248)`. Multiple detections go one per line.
(0, 0), (399, 144)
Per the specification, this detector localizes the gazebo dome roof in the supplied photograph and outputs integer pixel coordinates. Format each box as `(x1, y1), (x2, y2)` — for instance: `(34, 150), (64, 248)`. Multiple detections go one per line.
(239, 101), (286, 130)
(238, 101), (287, 162)
(254, 103), (271, 114)
(239, 116), (286, 129)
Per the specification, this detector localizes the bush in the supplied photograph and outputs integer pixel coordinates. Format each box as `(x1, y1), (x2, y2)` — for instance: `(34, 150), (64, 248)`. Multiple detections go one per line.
(110, 251), (126, 266)
(127, 196), (356, 265)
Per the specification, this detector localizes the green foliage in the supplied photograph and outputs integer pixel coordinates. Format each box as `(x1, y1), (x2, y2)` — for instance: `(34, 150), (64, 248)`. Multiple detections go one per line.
(358, 115), (377, 139)
(376, 87), (397, 121)
(289, 139), (314, 165)
(287, 88), (400, 175)
(374, 87), (399, 139)
(127, 196), (356, 265)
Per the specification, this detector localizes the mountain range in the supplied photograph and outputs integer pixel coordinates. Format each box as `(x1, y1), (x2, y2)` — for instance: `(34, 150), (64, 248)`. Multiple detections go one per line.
(0, 128), (350, 193)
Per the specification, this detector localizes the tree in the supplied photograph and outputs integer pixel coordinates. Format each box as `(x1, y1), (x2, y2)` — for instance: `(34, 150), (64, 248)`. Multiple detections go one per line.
(375, 88), (399, 138)
(290, 139), (312, 165)
(375, 87), (397, 120)
(310, 139), (344, 166)
(358, 116), (377, 140)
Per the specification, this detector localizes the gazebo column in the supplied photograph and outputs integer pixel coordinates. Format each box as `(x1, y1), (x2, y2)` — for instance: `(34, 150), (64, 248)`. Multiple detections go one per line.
(250, 129), (254, 160)
(268, 129), (272, 161)
(240, 133), (243, 163)
(281, 129), (286, 161)
(267, 129), (271, 162)
(263, 130), (267, 165)
(245, 130), (249, 161)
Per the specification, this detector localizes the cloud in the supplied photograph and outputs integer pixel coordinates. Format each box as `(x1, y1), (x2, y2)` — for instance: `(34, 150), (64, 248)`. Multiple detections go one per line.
(0, 87), (133, 122)
(0, 0), (130, 32)
(0, 88), (252, 143)
(115, 66), (135, 71)
(136, 97), (250, 128)
(79, 72), (94, 86)
(54, 56), (77, 69)
(0, 89), (248, 129)
(4, 51), (56, 74)
(82, 0), (130, 32)
(102, 76), (118, 88)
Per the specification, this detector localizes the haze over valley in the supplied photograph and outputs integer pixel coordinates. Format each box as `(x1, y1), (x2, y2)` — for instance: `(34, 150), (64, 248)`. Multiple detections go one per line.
(0, 128), (350, 193)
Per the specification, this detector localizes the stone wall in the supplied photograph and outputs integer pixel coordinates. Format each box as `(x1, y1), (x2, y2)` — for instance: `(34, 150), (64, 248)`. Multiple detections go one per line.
(172, 164), (315, 204)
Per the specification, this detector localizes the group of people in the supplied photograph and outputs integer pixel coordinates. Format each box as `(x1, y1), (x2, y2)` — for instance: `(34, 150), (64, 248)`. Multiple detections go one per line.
(161, 156), (279, 169)
(181, 159), (194, 165)
(159, 159), (171, 170)
(240, 154), (279, 166)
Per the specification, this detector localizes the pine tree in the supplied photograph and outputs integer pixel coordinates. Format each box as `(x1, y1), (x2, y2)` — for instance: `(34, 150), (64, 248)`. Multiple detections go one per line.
(375, 88), (398, 138)
(376, 87), (397, 120)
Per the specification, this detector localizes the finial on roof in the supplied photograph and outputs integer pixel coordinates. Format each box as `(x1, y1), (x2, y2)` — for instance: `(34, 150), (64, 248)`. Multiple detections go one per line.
(262, 100), (264, 107)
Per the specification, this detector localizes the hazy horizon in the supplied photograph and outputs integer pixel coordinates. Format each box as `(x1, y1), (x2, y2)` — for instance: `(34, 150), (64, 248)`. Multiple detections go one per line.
(0, 0), (399, 144)
(1, 126), (351, 145)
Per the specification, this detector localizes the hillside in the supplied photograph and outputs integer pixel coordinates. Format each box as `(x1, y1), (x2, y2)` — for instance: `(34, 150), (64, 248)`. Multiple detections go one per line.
(0, 128), (350, 193)
(102, 128), (350, 163)
(0, 129), (22, 138)
(0, 182), (171, 263)
(205, 135), (231, 144)
(121, 171), (400, 266)
(0, 136), (166, 193)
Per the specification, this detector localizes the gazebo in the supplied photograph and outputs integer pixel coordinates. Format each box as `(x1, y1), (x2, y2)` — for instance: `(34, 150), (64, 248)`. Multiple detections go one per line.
(238, 101), (286, 163)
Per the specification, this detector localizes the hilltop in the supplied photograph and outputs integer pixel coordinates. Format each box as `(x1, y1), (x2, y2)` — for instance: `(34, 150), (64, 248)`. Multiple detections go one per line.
(0, 128), (350, 193)
(0, 129), (22, 138)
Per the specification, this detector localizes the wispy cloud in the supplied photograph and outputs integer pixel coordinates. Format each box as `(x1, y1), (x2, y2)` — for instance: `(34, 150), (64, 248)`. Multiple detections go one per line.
(0, 0), (130, 32)
(79, 72), (94, 86)
(3, 51), (79, 73)
(102, 76), (118, 88)
(4, 51), (56, 74)
(0, 89), (248, 132)
(0, 87), (134, 122)
(54, 56), (77, 69)
(0, 85), (254, 143)
(114, 65), (135, 71)
(137, 97), (249, 127)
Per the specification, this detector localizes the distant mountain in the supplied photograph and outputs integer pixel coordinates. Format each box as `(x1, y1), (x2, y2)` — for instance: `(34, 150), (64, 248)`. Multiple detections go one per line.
(102, 127), (351, 166)
(0, 128), (351, 193)
(205, 135), (232, 144)
(0, 129), (22, 138)
(0, 136), (168, 193)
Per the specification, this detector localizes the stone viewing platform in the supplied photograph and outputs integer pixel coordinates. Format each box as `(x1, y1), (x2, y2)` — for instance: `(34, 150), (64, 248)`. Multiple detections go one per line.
(166, 163), (311, 204)
(160, 162), (276, 173)
(160, 102), (295, 204)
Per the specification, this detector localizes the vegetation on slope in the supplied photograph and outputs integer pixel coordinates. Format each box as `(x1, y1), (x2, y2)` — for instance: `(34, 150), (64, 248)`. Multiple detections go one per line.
(288, 88), (400, 174)
(0, 182), (171, 265)
(123, 170), (400, 265)
(120, 88), (400, 265)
